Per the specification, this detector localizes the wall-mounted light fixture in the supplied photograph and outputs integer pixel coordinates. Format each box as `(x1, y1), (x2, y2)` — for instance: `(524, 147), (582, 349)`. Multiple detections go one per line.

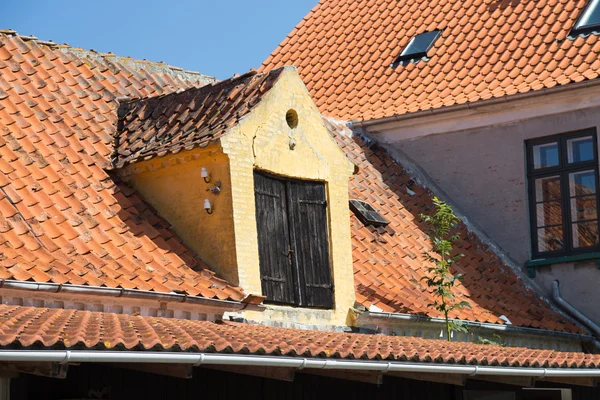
(204, 199), (213, 214)
(201, 167), (211, 183)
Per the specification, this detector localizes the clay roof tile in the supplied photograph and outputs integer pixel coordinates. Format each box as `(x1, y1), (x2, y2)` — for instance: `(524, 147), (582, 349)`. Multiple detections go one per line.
(322, 117), (584, 333)
(0, 33), (244, 301)
(262, 0), (600, 121)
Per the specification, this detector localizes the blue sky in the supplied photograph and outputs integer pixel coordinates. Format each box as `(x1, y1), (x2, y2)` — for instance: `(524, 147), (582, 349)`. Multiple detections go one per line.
(0, 0), (317, 79)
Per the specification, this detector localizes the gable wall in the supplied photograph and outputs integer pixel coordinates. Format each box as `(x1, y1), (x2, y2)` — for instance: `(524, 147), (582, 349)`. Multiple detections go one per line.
(121, 69), (356, 327)
(366, 87), (600, 324)
(222, 68), (356, 327)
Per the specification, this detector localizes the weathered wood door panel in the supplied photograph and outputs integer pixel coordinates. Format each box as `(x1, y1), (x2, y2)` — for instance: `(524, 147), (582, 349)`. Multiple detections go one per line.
(254, 171), (296, 304)
(288, 180), (333, 308)
(253, 171), (333, 308)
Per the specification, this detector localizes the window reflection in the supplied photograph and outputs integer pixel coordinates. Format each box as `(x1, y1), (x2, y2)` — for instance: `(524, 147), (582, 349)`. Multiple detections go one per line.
(572, 222), (599, 248)
(567, 136), (594, 164)
(569, 170), (596, 196)
(535, 175), (561, 202)
(537, 226), (564, 252)
(571, 196), (598, 221)
(532, 142), (559, 169)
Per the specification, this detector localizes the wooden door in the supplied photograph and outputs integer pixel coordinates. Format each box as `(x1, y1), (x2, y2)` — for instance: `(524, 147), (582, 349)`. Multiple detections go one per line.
(253, 171), (333, 308)
(288, 180), (333, 308)
(254, 171), (296, 304)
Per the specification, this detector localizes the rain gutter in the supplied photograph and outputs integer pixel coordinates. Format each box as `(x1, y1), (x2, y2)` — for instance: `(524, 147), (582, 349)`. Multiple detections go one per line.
(0, 279), (264, 312)
(1, 351), (600, 377)
(364, 311), (596, 343)
(352, 78), (600, 129)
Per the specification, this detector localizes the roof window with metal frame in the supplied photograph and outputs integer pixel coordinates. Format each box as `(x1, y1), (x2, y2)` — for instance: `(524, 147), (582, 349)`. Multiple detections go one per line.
(572, 0), (600, 35)
(349, 199), (389, 227)
(392, 30), (442, 66)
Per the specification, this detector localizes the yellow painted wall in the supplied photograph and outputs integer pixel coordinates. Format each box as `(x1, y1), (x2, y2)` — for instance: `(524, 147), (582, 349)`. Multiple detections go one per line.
(221, 67), (356, 326)
(122, 67), (356, 327)
(121, 145), (240, 285)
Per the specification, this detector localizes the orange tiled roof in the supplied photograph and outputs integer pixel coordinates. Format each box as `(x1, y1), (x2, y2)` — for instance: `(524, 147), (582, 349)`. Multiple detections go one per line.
(114, 68), (284, 168)
(326, 118), (581, 333)
(0, 32), (244, 300)
(261, 0), (600, 121)
(0, 30), (581, 333)
(0, 304), (597, 367)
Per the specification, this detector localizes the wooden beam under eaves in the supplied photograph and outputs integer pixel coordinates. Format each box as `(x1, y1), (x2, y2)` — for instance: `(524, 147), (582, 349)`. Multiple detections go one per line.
(0, 362), (68, 379)
(386, 371), (466, 386)
(299, 369), (383, 385)
(468, 375), (536, 387)
(112, 363), (193, 379)
(540, 377), (598, 387)
(202, 365), (296, 382)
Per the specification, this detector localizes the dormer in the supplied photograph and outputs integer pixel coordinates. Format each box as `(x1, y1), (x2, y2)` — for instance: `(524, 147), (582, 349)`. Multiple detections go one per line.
(115, 67), (356, 326)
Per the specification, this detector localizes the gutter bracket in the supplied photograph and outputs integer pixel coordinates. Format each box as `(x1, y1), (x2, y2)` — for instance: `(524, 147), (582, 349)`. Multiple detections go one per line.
(59, 351), (71, 365)
(297, 359), (308, 370)
(193, 353), (205, 367)
(381, 362), (392, 373)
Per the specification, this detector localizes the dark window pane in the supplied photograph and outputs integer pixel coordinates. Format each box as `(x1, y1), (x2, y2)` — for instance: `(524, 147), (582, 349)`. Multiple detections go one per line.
(575, 0), (600, 31)
(536, 201), (562, 227)
(572, 221), (600, 248)
(396, 30), (442, 62)
(535, 175), (561, 202)
(349, 199), (388, 226)
(569, 170), (596, 196)
(402, 31), (440, 55)
(571, 195), (598, 222)
(532, 142), (559, 169)
(567, 136), (595, 163)
(537, 226), (564, 252)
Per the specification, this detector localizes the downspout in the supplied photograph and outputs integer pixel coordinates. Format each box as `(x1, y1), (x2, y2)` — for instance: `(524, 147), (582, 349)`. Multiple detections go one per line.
(1, 351), (600, 378)
(552, 280), (600, 339)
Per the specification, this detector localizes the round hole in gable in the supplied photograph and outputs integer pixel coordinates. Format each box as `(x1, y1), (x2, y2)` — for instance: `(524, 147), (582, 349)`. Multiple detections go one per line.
(286, 109), (299, 129)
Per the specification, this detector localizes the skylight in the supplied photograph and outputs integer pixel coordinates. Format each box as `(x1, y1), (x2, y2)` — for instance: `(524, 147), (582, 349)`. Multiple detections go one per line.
(349, 200), (389, 227)
(573, 0), (600, 34)
(393, 30), (442, 65)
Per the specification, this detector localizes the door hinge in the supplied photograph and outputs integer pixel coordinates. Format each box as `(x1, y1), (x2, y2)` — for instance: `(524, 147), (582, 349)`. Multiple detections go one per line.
(299, 199), (327, 206)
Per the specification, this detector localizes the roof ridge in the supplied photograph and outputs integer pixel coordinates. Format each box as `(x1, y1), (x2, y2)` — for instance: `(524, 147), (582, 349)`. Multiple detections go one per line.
(66, 48), (216, 83)
(117, 67), (281, 111)
(0, 29), (216, 84)
(0, 29), (64, 48)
